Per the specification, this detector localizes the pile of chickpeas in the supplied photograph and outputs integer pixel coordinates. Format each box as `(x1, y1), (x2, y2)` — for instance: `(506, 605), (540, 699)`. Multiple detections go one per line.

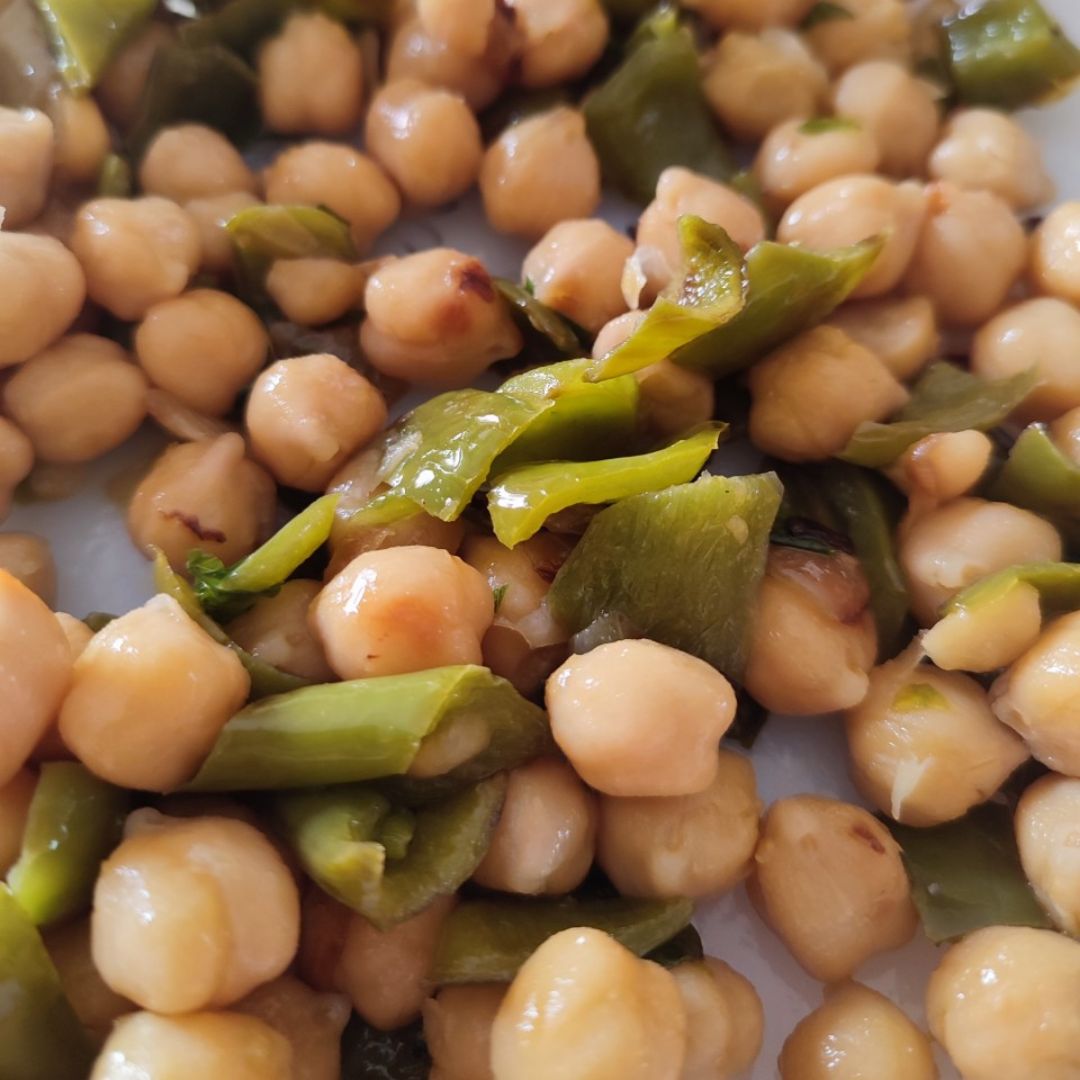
(2, 0), (1080, 1076)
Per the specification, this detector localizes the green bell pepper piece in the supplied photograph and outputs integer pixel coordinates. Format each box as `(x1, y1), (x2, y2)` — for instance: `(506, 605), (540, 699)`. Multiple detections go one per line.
(549, 473), (782, 679)
(7, 764), (127, 927)
(0, 886), (94, 1080)
(178, 0), (292, 57)
(839, 362), (1036, 468)
(96, 152), (132, 197)
(278, 774), (506, 929)
(488, 424), (725, 548)
(432, 896), (694, 983)
(186, 665), (550, 792)
(494, 279), (583, 358)
(644, 923), (705, 968)
(583, 8), (735, 204)
(943, 0), (1080, 109)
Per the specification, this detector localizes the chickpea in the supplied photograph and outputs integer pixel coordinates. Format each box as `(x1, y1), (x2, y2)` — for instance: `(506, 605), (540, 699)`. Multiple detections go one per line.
(546, 639), (736, 797)
(360, 249), (522, 385)
(802, 0), (911, 74)
(227, 581), (333, 682)
(0, 767), (35, 875)
(704, 30), (828, 143)
(597, 749), (760, 899)
(328, 502), (466, 577)
(522, 219), (633, 334)
(779, 981), (937, 1080)
(69, 197), (200, 321)
(417, 0), (495, 57)
(184, 190), (262, 274)
(892, 430), (993, 510)
(832, 61), (941, 177)
(634, 360), (717, 438)
(263, 143), (400, 254)
(926, 926), (1080, 1080)
(754, 118), (881, 207)
(0, 532), (55, 605)
(127, 433), (276, 572)
(52, 94), (110, 184)
(593, 310), (645, 358)
(507, 0), (609, 88)
(0, 106), (52, 228)
(0, 232), (86, 368)
(1032, 201), (1080, 305)
(90, 1010), (292, 1080)
(0, 417), (33, 521)
(751, 795), (916, 982)
(139, 124), (257, 203)
(59, 595), (249, 790)
(424, 984), (505, 1080)
(1051, 405), (1080, 466)
(777, 175), (927, 297)
(929, 108), (1054, 211)
(96, 22), (174, 129)
(899, 497), (1062, 625)
(44, 919), (132, 1038)
(55, 612), (93, 658)
(904, 181), (1027, 328)
(3, 334), (147, 464)
(365, 79), (482, 208)
(748, 325), (908, 461)
(480, 107), (601, 240)
(490, 927), (688, 1080)
(826, 295), (938, 380)
(1016, 775), (1080, 935)
(672, 958), (764, 1080)
(0, 571), (71, 786)
(679, 0), (815, 30)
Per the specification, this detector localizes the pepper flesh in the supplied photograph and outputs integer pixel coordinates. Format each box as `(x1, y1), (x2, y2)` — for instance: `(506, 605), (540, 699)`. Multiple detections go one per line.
(494, 279), (583, 358)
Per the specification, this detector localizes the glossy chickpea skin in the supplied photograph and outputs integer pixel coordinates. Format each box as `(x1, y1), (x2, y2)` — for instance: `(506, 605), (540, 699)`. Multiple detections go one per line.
(490, 927), (688, 1080)
(258, 12), (364, 136)
(1032, 201), (1080, 304)
(266, 258), (360, 327)
(0, 532), (55, 604)
(0, 417), (34, 521)
(480, 107), (601, 240)
(185, 190), (263, 274)
(597, 749), (761, 899)
(508, 0), (609, 88)
(803, 0), (911, 74)
(827, 296), (938, 380)
(59, 595), (250, 790)
(893, 430), (993, 512)
(780, 981), (937, 1080)
(127, 433), (276, 571)
(927, 926), (1080, 1080)
(424, 984), (505, 1080)
(69, 197), (200, 321)
(1051, 405), (1080, 466)
(546, 639), (737, 797)
(93, 811), (299, 1013)
(1016, 775), (1080, 935)
(0, 767), (35, 875)
(751, 795), (917, 982)
(139, 124), (257, 203)
(51, 94), (109, 184)
(417, 0), (495, 57)
(360, 249), (522, 385)
(679, 0), (815, 31)
(313, 545), (494, 680)
(0, 105), (52, 228)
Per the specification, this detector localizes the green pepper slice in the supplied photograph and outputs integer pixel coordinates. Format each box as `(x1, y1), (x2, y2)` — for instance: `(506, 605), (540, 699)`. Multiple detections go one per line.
(494, 279), (583, 358)
(96, 152), (132, 197)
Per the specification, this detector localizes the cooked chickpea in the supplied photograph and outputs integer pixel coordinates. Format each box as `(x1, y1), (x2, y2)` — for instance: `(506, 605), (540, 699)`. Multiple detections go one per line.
(778, 175), (927, 297)
(832, 61), (940, 177)
(926, 926), (1080, 1080)
(802, 0), (911, 73)
(751, 795), (916, 982)
(90, 1010), (292, 1080)
(0, 532), (55, 605)
(480, 107), (601, 240)
(95, 22), (174, 129)
(474, 758), (596, 895)
(597, 749), (760, 899)
(246, 354), (386, 491)
(893, 430), (993, 509)
(672, 957), (764, 1080)
(992, 611), (1080, 777)
(417, 0), (495, 57)
(754, 118), (881, 206)
(0, 571), (71, 786)
(634, 360), (717, 438)
(1016, 775), (1080, 935)
(263, 143), (400, 253)
(44, 919), (132, 1038)
(826, 295), (938, 380)
(899, 497), (1062, 625)
(184, 190), (262, 274)
(51, 94), (109, 184)
(930, 108), (1054, 211)
(365, 79), (482, 208)
(258, 12), (364, 136)
(0, 106), (52, 228)
(704, 31), (828, 143)
(360, 248), (522, 385)
(69, 197), (200, 321)
(508, 0), (609, 88)
(0, 232), (86, 369)
(0, 416), (33, 521)
(139, 124), (257, 203)
(3, 335), (147, 464)
(93, 811), (299, 1012)
(313, 545), (493, 680)
(780, 981), (936, 1080)
(679, 0), (815, 30)
(1032, 201), (1080, 305)
(748, 325), (908, 461)
(546, 638), (736, 797)
(59, 595), (249, 790)
(0, 767), (35, 875)
(424, 984), (505, 1080)
(127, 433), (276, 572)
(1051, 405), (1080, 466)
(490, 927), (687, 1080)
(904, 182), (1027, 327)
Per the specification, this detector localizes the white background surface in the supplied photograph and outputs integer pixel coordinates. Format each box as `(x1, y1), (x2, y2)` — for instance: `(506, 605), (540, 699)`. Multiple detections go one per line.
(7, 3), (1080, 1073)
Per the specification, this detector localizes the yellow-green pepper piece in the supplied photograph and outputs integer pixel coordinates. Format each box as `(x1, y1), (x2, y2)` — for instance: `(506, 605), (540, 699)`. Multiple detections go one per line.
(494, 279), (583, 357)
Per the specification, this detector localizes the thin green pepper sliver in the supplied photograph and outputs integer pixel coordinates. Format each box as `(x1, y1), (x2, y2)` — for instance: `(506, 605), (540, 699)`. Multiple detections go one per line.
(494, 279), (583, 357)
(488, 424), (725, 548)
(0, 886), (94, 1080)
(7, 763), (128, 928)
(432, 896), (694, 983)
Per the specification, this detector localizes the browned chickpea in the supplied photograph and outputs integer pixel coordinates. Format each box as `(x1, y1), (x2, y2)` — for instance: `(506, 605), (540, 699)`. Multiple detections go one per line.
(508, 0), (609, 88)
(184, 190), (263, 274)
(139, 124), (258, 203)
(0, 105), (52, 228)
(0, 532), (55, 605)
